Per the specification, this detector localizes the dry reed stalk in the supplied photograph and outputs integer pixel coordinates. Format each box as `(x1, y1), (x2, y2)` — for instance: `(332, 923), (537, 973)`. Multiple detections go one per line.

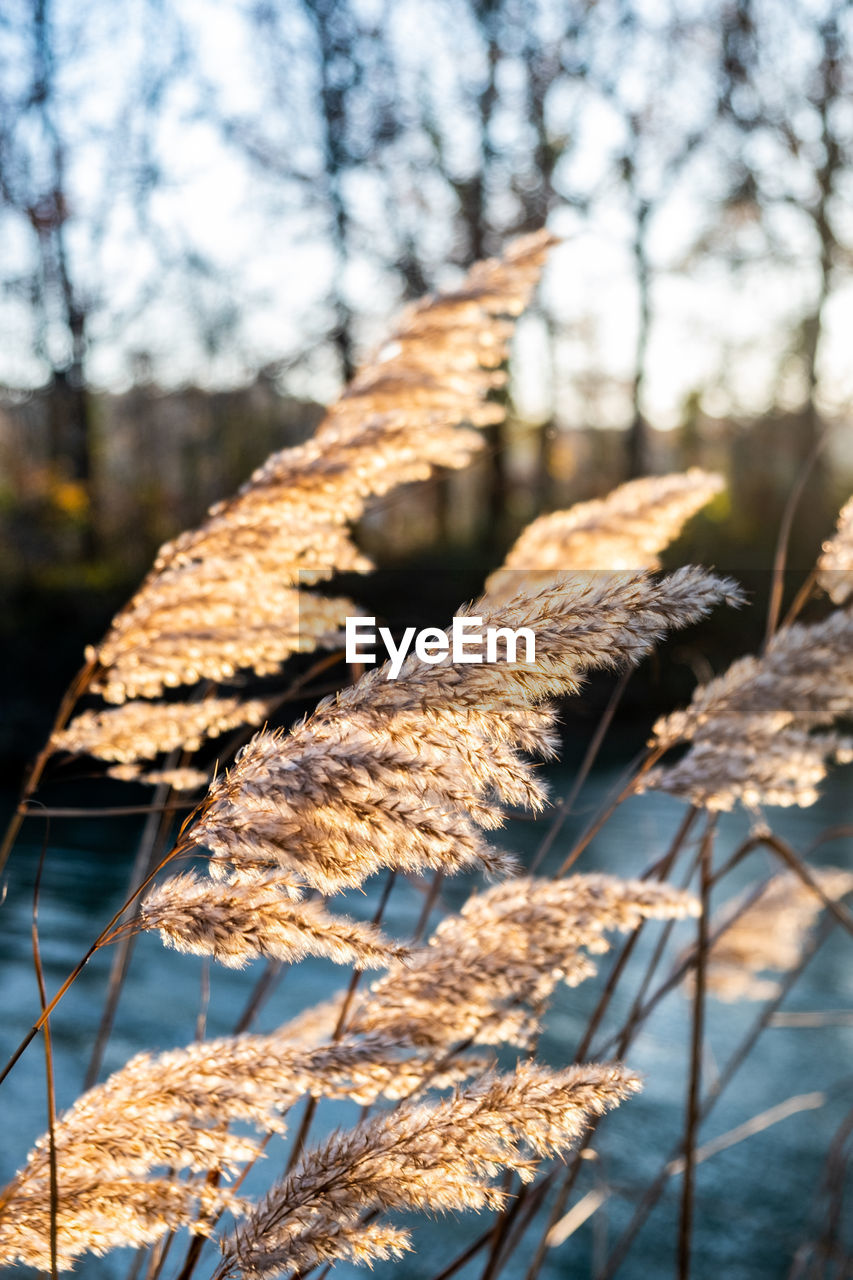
(139, 871), (410, 970)
(173, 568), (738, 900)
(0, 653), (100, 878)
(484, 468), (723, 602)
(354, 875), (699, 1050)
(218, 1062), (641, 1278)
(107, 765), (211, 791)
(700, 868), (853, 1001)
(817, 494), (853, 604)
(83, 233), (553, 707)
(497, 849), (848, 1280)
(647, 607), (853, 812)
(51, 699), (271, 764)
(0, 1029), (482, 1271)
(677, 822), (713, 1280)
(30, 837), (59, 1280)
(597, 910), (841, 1280)
(471, 818), (707, 1280)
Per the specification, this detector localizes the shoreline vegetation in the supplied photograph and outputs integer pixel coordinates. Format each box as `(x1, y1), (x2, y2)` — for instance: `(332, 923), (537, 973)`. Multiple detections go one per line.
(0, 235), (852, 1279)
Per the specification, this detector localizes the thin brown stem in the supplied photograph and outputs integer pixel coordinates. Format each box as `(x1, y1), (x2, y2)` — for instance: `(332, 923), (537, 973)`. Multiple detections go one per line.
(760, 832), (853, 939)
(413, 870), (445, 942)
(20, 802), (195, 819)
(494, 839), (767, 1278)
(530, 668), (632, 875)
(780, 568), (818, 630)
(196, 960), (211, 1041)
(0, 837), (195, 1088)
(283, 874), (398, 1179)
(212, 652), (347, 766)
(555, 746), (665, 878)
(31, 828), (59, 1280)
(593, 862), (781, 1062)
(576, 806), (700, 1063)
(85, 772), (182, 1089)
(232, 960), (286, 1034)
(528, 1090), (825, 1277)
(677, 820), (713, 1279)
(597, 914), (837, 1279)
(764, 429), (829, 647)
(442, 809), (704, 1280)
(516, 811), (703, 1280)
(175, 871), (400, 1280)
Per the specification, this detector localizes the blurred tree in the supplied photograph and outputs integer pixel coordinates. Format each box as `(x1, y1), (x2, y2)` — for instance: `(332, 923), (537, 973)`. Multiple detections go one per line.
(0, 0), (251, 556)
(0, 0), (94, 548)
(715, 0), (853, 459)
(2, 0), (852, 574)
(568, 1), (718, 477)
(304, 0), (360, 380)
(391, 0), (588, 538)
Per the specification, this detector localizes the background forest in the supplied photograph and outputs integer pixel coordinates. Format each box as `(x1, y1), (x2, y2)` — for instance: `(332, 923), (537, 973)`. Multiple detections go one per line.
(1, 0), (853, 745)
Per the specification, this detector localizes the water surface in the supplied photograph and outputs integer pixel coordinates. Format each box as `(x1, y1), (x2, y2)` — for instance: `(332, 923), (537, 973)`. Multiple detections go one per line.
(1, 760), (851, 1280)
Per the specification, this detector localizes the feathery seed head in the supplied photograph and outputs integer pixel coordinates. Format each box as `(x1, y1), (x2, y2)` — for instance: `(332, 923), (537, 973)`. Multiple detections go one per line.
(221, 1061), (641, 1278)
(817, 495), (853, 604)
(648, 608), (853, 812)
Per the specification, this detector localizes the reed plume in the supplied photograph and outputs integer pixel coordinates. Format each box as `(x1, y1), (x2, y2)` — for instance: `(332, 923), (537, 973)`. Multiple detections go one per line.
(703, 868), (853, 1001)
(485, 468), (723, 602)
(817, 494), (853, 604)
(354, 875), (699, 1049)
(648, 718), (852, 812)
(178, 568), (739, 896)
(40, 232), (552, 792)
(219, 1061), (641, 1277)
(0, 1178), (245, 1273)
(107, 764), (211, 791)
(0, 1028), (480, 1270)
(51, 696), (271, 763)
(83, 232), (553, 707)
(347, 566), (743, 713)
(647, 608), (853, 811)
(140, 871), (410, 969)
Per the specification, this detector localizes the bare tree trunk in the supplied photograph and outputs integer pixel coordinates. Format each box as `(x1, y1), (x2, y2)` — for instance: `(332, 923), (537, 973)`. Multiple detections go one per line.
(799, 16), (841, 464)
(30, 0), (97, 554)
(626, 202), (651, 478)
(310, 0), (359, 382)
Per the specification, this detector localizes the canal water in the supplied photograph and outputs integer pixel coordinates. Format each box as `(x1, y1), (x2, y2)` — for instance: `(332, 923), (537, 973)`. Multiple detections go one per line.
(1, 756), (851, 1280)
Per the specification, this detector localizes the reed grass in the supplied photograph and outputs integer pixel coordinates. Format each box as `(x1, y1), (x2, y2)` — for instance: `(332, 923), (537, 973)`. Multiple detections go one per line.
(0, 231), (851, 1280)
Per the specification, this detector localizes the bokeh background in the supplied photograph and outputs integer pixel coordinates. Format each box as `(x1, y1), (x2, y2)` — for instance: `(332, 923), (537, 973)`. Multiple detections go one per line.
(4, 0), (853, 769)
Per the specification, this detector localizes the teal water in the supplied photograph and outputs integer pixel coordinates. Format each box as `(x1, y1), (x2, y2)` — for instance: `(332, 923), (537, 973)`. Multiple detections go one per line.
(1, 761), (852, 1280)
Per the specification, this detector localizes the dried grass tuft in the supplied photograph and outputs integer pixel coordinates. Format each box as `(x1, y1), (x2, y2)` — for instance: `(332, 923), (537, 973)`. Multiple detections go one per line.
(647, 609), (853, 811)
(140, 870), (410, 969)
(485, 468), (723, 602)
(704, 868), (853, 1001)
(220, 1062), (641, 1277)
(355, 874), (699, 1049)
(86, 233), (554, 706)
(817, 494), (853, 604)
